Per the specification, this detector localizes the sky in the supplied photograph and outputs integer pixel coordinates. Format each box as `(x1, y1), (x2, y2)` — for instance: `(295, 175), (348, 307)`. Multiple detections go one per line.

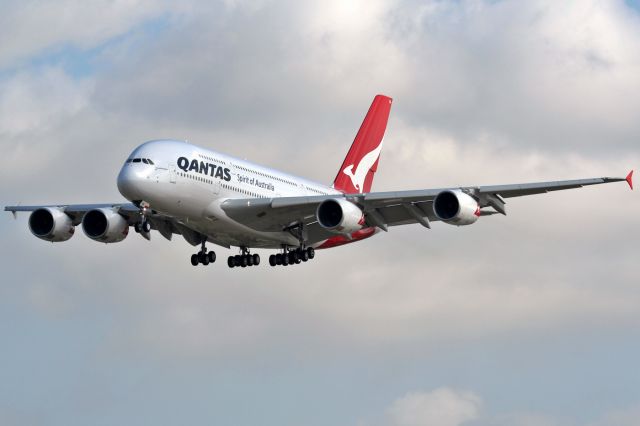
(0, 1), (639, 425)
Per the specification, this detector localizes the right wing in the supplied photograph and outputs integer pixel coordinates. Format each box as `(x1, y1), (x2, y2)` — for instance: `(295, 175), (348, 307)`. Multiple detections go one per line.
(221, 173), (633, 241)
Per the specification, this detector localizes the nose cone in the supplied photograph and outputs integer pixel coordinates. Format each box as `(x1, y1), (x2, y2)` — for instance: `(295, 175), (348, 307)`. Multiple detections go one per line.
(117, 165), (148, 201)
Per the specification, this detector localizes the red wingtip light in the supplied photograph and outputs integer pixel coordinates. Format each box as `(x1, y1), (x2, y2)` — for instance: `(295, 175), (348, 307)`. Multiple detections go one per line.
(626, 170), (633, 190)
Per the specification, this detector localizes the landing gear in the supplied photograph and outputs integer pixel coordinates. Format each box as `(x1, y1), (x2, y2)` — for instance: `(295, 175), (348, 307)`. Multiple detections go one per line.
(269, 246), (315, 267)
(227, 247), (260, 268)
(190, 240), (216, 266)
(133, 201), (152, 234)
(134, 220), (151, 233)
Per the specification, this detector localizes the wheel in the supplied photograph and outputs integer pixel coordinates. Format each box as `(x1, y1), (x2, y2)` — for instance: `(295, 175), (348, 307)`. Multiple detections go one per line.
(282, 254), (289, 266)
(201, 256), (209, 266)
(208, 251), (216, 263)
(234, 255), (242, 267)
(134, 223), (140, 233)
(288, 252), (297, 264)
(307, 247), (315, 259)
(275, 254), (283, 265)
(295, 258), (301, 264)
(269, 255), (277, 267)
(142, 221), (151, 233)
(191, 254), (199, 266)
(227, 256), (235, 268)
(247, 254), (254, 266)
(300, 250), (309, 262)
(198, 252), (206, 263)
(240, 255), (248, 267)
(252, 254), (260, 266)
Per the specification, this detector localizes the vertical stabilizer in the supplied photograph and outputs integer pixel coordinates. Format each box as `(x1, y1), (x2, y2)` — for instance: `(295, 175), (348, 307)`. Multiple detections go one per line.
(333, 95), (392, 194)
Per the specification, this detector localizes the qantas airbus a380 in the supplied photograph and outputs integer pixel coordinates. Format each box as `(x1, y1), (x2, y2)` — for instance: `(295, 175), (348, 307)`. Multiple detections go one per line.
(5, 95), (634, 269)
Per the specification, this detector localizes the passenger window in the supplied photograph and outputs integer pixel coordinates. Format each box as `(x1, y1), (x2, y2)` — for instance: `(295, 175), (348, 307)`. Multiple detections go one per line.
(133, 158), (141, 163)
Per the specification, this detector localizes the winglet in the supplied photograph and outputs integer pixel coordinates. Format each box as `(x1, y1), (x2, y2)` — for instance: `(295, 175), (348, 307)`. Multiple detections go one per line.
(626, 170), (633, 190)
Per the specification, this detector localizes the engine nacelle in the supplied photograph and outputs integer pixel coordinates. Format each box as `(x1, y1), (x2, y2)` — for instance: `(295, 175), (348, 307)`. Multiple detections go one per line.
(316, 198), (364, 234)
(82, 208), (129, 243)
(28, 207), (75, 242)
(433, 190), (480, 226)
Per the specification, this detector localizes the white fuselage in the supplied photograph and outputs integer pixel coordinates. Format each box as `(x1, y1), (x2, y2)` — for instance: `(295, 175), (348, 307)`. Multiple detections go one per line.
(117, 140), (341, 249)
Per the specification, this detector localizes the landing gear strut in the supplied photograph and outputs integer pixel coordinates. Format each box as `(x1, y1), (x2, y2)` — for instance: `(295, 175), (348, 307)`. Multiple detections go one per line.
(190, 240), (216, 266)
(228, 247), (260, 268)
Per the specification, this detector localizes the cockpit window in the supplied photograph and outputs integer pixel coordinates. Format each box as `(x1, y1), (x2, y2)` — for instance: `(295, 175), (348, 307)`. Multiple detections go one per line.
(142, 158), (149, 164)
(132, 158), (141, 163)
(147, 159), (154, 165)
(126, 159), (133, 163)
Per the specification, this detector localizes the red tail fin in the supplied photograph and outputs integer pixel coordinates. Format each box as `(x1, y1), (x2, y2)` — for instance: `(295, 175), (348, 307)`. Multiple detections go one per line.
(333, 95), (393, 194)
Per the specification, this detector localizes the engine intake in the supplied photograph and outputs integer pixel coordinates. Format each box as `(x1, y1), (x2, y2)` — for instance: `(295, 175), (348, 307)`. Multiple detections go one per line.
(28, 207), (75, 242)
(316, 199), (364, 234)
(433, 190), (480, 226)
(82, 208), (129, 243)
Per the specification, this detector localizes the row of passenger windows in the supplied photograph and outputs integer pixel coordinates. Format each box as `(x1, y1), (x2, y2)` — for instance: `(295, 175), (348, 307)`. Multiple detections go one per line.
(233, 164), (297, 186)
(126, 158), (154, 165)
(198, 153), (226, 165)
(177, 172), (266, 198)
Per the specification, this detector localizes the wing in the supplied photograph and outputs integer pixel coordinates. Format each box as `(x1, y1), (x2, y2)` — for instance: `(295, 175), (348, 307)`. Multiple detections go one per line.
(4, 202), (195, 244)
(221, 172), (633, 242)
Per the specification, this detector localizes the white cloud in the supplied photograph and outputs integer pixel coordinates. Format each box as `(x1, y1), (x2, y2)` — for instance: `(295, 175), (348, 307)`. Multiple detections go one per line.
(0, 0), (171, 68)
(384, 388), (482, 426)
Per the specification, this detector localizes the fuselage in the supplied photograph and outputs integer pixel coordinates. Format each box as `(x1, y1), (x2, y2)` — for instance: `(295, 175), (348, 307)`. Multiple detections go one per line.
(117, 139), (346, 249)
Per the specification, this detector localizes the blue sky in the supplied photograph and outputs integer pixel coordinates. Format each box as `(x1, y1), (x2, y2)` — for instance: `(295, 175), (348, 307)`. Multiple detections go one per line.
(1, 1), (639, 425)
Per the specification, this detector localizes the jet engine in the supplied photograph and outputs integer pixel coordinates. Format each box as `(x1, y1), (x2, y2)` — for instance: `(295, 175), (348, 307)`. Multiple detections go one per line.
(28, 207), (75, 242)
(433, 190), (480, 226)
(316, 198), (364, 234)
(82, 208), (129, 243)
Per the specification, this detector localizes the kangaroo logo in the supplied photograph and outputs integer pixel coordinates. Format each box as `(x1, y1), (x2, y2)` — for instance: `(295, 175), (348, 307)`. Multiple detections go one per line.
(342, 140), (384, 193)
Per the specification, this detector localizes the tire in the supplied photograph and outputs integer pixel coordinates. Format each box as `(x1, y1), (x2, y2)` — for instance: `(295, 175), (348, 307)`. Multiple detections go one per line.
(227, 256), (235, 268)
(247, 255), (254, 267)
(201, 256), (209, 266)
(288, 252), (297, 264)
(198, 252), (206, 263)
(282, 254), (289, 266)
(275, 254), (283, 265)
(300, 250), (309, 262)
(191, 254), (199, 266)
(269, 255), (277, 267)
(134, 223), (140, 233)
(253, 254), (260, 266)
(307, 247), (315, 259)
(234, 255), (242, 267)
(142, 221), (151, 233)
(208, 251), (216, 263)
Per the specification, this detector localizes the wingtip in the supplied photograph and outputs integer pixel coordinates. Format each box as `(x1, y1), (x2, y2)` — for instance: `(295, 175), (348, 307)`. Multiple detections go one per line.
(626, 170), (633, 190)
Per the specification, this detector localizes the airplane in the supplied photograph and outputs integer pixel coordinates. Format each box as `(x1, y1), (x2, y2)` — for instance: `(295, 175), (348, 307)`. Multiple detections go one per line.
(4, 95), (634, 269)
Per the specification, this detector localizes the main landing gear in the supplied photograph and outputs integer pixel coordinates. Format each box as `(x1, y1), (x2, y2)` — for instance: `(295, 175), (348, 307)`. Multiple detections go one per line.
(268, 247), (315, 267)
(190, 240), (216, 266)
(227, 247), (260, 268)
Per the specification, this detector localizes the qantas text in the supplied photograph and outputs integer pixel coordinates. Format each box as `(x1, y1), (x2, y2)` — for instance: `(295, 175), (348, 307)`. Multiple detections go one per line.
(177, 157), (231, 181)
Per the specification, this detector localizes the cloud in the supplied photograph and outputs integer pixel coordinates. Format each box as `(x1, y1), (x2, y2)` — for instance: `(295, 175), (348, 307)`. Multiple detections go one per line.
(383, 388), (482, 426)
(0, 0), (171, 68)
(1, 1), (639, 425)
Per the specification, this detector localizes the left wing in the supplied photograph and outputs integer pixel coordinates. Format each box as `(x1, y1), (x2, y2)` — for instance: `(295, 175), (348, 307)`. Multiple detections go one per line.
(221, 172), (633, 238)
(4, 203), (186, 243)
